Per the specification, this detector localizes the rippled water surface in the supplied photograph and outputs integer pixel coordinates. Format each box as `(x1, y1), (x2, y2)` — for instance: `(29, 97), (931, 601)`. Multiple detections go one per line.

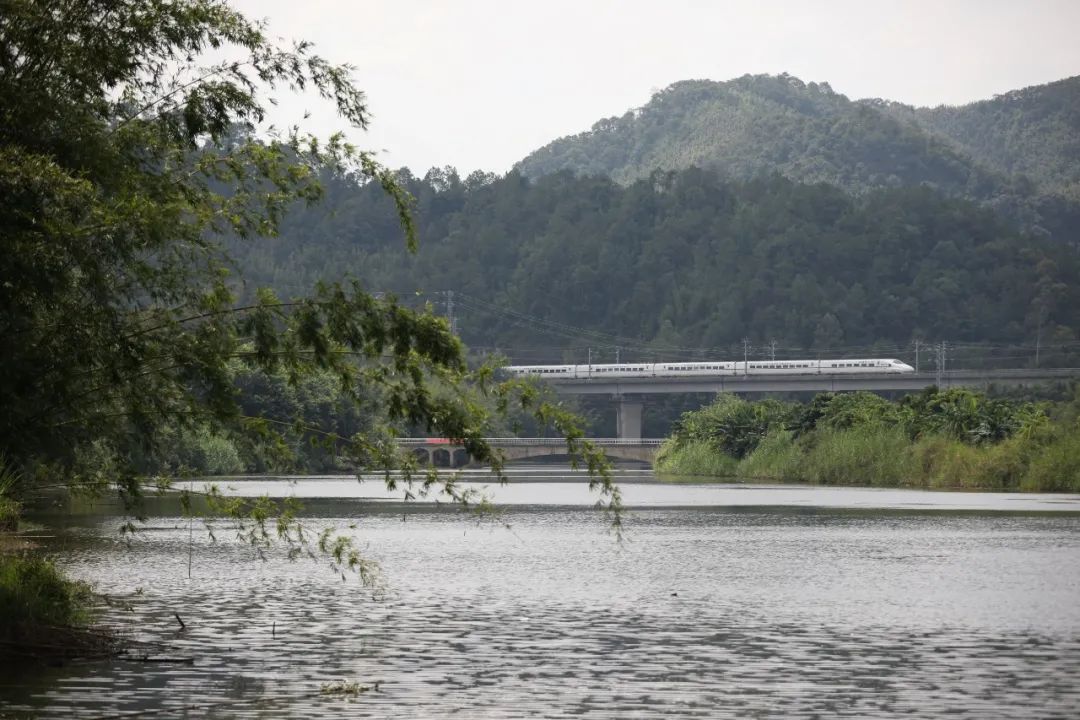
(4, 472), (1080, 718)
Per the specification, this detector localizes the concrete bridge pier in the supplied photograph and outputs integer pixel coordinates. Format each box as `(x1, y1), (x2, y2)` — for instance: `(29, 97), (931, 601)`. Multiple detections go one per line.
(616, 398), (644, 440)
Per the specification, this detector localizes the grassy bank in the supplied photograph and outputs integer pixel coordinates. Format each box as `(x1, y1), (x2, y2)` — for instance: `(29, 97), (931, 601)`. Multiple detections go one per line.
(656, 388), (1080, 492)
(0, 496), (19, 532)
(0, 554), (114, 664)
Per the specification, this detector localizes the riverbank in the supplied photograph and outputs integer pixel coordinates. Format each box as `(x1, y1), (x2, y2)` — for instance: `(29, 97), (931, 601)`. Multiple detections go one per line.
(0, 549), (111, 664)
(655, 388), (1080, 492)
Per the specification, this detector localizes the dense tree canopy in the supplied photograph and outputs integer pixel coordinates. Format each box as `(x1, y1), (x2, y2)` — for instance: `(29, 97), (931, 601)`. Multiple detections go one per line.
(515, 74), (1080, 239)
(881, 76), (1080, 201)
(225, 166), (1080, 368)
(0, 1), (618, 531)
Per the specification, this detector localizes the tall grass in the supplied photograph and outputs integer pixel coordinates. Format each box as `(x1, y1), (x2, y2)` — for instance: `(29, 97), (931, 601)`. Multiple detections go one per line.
(737, 430), (802, 482)
(655, 439), (739, 478)
(910, 435), (984, 489)
(0, 556), (92, 637)
(657, 390), (1080, 492)
(0, 499), (17, 532)
(0, 456), (20, 531)
(1021, 427), (1080, 492)
(800, 425), (916, 487)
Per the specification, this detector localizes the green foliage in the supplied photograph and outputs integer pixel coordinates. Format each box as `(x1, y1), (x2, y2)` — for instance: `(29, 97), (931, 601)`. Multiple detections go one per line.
(659, 389), (1077, 491)
(0, 499), (18, 532)
(0, 0), (412, 479)
(800, 426), (916, 487)
(517, 74), (1002, 197)
(899, 388), (1045, 444)
(881, 76), (1080, 199)
(655, 439), (739, 478)
(0, 1), (621, 563)
(171, 427), (245, 476)
(227, 166), (1080, 363)
(789, 392), (902, 437)
(0, 455), (21, 530)
(0, 555), (92, 637)
(667, 395), (792, 459)
(737, 430), (801, 482)
(515, 73), (1080, 238)
(1020, 425), (1080, 492)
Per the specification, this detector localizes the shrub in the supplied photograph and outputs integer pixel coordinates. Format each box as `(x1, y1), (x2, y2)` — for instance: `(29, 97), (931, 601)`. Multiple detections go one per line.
(655, 439), (739, 478)
(737, 430), (802, 482)
(671, 394), (792, 459)
(172, 428), (245, 475)
(901, 387), (1045, 444)
(912, 433), (1041, 490)
(1022, 426), (1080, 492)
(911, 435), (983, 489)
(801, 425), (915, 486)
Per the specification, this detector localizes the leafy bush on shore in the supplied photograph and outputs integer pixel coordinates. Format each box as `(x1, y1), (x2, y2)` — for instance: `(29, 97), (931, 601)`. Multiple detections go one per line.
(657, 388), (1080, 491)
(1021, 426), (1080, 492)
(799, 425), (915, 487)
(737, 430), (802, 482)
(655, 439), (740, 477)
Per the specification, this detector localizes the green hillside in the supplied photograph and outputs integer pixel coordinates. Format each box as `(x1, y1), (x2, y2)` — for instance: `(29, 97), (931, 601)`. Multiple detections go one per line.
(225, 74), (1080, 367)
(228, 166), (1080, 366)
(877, 76), (1080, 199)
(516, 74), (1008, 196)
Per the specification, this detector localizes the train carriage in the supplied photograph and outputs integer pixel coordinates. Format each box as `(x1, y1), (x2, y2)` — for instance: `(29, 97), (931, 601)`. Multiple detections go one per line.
(503, 358), (914, 379)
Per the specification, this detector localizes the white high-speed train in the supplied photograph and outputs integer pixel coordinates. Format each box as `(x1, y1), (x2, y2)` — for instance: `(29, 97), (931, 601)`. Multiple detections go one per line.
(505, 358), (915, 380)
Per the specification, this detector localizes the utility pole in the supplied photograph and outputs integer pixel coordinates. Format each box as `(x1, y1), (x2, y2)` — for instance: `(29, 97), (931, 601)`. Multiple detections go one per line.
(1035, 307), (1044, 368)
(934, 341), (946, 387)
(768, 339), (778, 361)
(615, 346), (621, 363)
(587, 347), (593, 377)
(742, 337), (751, 375)
(445, 290), (457, 335)
(913, 338), (921, 373)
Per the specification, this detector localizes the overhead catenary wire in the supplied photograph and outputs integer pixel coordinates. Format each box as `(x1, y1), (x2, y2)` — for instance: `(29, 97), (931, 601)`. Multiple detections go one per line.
(365, 288), (1078, 367)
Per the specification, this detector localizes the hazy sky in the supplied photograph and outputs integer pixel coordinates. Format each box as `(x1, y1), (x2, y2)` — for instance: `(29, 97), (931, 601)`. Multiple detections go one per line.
(231, 0), (1080, 175)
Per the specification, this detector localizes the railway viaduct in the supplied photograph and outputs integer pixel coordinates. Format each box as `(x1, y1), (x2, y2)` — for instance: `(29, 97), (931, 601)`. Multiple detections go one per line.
(542, 367), (1080, 440)
(398, 368), (1079, 466)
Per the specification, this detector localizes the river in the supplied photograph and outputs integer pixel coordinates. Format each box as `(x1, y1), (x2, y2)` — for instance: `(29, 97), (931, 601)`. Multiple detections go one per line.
(5, 470), (1080, 718)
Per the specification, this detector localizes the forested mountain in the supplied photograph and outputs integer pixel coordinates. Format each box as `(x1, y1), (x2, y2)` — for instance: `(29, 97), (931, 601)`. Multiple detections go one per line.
(516, 75), (1005, 194)
(876, 76), (1080, 200)
(229, 166), (1080, 366)
(514, 74), (1080, 236)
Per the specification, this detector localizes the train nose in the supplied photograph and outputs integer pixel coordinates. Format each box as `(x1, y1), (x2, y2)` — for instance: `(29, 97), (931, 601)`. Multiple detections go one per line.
(899, 362), (915, 373)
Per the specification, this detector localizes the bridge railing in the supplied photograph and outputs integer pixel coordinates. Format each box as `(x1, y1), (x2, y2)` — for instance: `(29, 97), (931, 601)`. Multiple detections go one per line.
(396, 437), (665, 447)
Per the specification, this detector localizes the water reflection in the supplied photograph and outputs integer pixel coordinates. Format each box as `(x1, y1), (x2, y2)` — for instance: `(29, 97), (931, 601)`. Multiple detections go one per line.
(5, 473), (1080, 718)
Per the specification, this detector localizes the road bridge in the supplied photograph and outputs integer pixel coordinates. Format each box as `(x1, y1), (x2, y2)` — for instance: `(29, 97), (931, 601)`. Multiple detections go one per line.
(398, 438), (662, 468)
(540, 368), (1080, 439)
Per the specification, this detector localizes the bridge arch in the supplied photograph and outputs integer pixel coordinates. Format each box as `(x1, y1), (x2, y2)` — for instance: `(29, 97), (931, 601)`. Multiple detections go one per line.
(398, 439), (660, 467)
